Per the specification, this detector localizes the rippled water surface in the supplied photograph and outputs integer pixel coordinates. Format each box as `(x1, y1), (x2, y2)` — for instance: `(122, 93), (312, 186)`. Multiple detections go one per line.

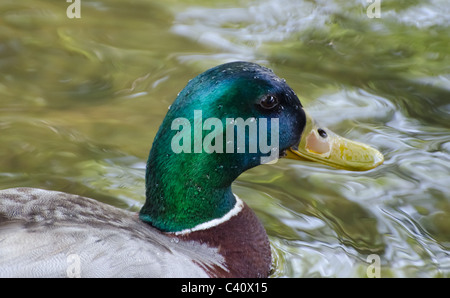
(1, 0), (449, 277)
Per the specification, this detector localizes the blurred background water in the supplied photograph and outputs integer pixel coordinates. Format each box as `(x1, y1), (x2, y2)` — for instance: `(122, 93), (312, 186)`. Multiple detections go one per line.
(0, 0), (449, 277)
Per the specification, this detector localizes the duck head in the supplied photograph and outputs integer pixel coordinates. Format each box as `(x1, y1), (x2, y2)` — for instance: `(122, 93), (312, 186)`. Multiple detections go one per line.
(140, 62), (383, 232)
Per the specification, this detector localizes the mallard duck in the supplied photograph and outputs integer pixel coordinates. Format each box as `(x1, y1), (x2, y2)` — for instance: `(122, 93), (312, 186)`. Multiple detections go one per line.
(0, 62), (383, 277)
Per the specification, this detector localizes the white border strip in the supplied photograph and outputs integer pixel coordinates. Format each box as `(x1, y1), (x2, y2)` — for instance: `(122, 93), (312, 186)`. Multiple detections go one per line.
(174, 195), (244, 235)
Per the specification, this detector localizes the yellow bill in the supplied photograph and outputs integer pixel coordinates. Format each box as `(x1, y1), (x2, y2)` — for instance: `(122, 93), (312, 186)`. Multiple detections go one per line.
(286, 111), (384, 171)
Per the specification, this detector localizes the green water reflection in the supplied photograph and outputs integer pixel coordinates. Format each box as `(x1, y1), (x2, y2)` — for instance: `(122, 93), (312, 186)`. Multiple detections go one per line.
(0, 0), (449, 277)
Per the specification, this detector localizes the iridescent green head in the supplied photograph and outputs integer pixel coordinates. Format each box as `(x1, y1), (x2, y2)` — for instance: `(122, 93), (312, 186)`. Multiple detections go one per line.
(139, 62), (383, 232)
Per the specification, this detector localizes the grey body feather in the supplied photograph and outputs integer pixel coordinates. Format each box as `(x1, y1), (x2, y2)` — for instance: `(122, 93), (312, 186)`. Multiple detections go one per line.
(0, 188), (225, 277)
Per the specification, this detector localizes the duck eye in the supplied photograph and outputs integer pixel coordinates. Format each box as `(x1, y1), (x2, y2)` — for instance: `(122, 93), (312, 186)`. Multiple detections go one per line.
(260, 95), (278, 109)
(318, 128), (327, 138)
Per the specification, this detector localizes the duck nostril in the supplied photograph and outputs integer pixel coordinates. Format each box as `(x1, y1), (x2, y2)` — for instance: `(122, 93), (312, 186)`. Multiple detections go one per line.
(318, 128), (327, 138)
